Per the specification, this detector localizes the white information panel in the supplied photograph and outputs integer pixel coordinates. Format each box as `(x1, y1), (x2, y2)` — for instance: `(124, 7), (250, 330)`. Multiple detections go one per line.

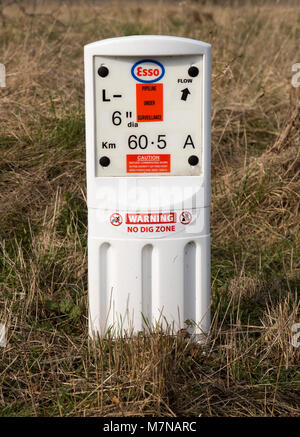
(84, 36), (211, 341)
(94, 55), (203, 177)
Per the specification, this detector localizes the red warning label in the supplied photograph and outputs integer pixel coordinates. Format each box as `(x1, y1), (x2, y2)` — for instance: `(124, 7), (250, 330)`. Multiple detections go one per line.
(127, 154), (170, 173)
(136, 83), (163, 122)
(126, 212), (176, 225)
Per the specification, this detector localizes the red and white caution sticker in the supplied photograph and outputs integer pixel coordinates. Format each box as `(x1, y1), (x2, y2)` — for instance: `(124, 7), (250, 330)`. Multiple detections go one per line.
(127, 154), (170, 173)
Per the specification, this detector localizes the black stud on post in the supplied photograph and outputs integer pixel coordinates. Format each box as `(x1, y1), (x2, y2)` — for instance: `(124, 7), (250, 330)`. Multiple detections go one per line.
(188, 66), (199, 77)
(99, 156), (110, 167)
(188, 155), (199, 166)
(98, 66), (109, 77)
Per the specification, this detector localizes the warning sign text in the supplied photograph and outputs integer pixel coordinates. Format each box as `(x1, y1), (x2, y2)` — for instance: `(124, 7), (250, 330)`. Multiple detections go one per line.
(126, 212), (176, 225)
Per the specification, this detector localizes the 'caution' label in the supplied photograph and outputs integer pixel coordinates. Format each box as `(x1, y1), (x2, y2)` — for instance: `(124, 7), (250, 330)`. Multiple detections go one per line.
(126, 154), (170, 173)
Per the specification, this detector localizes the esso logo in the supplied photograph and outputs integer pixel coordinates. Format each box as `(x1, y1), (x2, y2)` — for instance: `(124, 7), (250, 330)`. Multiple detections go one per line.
(131, 59), (165, 83)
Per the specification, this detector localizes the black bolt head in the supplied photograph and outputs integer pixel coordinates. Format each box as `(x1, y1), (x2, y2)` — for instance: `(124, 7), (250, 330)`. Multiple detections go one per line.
(99, 156), (110, 167)
(188, 155), (199, 166)
(188, 66), (199, 77)
(98, 66), (109, 78)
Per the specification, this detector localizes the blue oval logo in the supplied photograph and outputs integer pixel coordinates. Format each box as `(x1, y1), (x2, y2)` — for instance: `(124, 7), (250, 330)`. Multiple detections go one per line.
(131, 59), (165, 83)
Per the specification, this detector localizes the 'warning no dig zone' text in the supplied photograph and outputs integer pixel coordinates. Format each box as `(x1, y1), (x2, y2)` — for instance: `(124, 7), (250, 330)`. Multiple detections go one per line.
(126, 213), (176, 233)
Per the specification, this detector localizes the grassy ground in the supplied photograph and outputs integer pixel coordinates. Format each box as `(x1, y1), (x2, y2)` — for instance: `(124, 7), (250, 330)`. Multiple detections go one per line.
(0, 0), (299, 416)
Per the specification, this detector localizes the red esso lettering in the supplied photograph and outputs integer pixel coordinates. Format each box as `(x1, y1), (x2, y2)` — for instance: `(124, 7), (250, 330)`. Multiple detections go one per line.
(136, 65), (161, 78)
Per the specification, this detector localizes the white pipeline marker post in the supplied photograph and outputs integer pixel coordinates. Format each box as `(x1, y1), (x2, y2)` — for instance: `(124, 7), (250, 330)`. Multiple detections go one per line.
(84, 36), (211, 341)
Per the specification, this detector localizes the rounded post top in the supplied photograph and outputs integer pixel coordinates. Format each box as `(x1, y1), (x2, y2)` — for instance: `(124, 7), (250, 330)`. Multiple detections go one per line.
(84, 35), (211, 57)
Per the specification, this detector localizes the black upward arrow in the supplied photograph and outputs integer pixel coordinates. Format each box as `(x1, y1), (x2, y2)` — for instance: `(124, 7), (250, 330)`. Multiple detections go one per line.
(181, 88), (191, 101)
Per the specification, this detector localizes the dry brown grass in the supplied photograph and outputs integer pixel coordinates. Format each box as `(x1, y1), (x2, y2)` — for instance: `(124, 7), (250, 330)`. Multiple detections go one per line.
(0, 0), (299, 416)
